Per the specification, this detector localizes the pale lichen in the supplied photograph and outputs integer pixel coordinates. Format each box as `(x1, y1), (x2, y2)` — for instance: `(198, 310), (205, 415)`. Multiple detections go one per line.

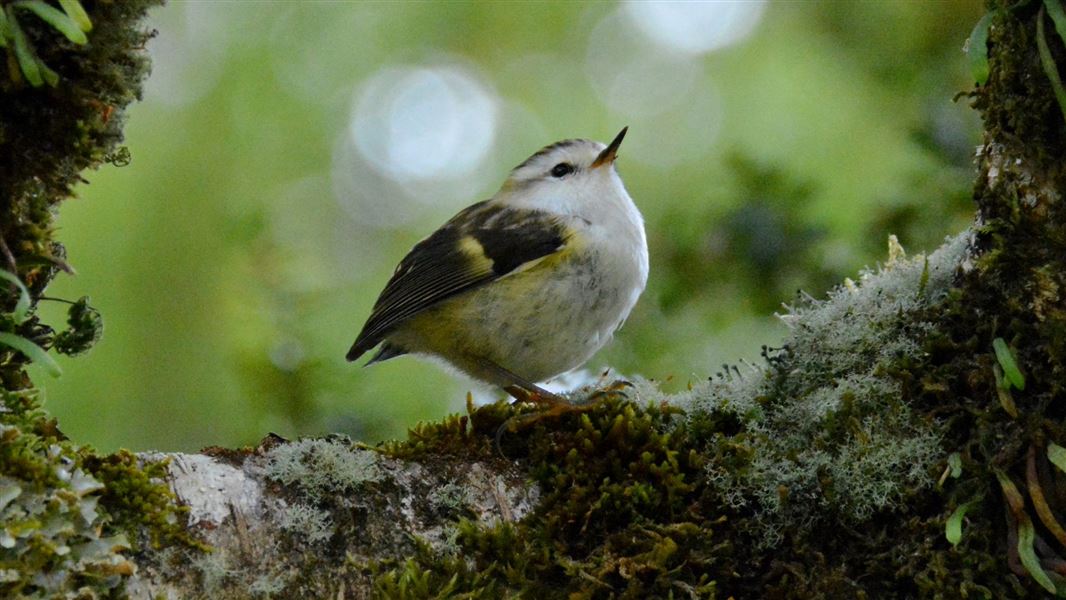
(258, 437), (383, 503)
(278, 502), (333, 544)
(653, 232), (972, 544)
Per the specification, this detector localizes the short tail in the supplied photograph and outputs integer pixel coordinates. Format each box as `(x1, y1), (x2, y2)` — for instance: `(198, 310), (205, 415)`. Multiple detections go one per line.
(346, 339), (371, 362)
(347, 340), (406, 365)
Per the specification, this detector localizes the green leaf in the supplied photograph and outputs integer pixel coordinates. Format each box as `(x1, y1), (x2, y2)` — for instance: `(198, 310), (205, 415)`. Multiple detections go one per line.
(1018, 512), (1059, 594)
(0, 332), (61, 377)
(1048, 442), (1066, 474)
(13, 0), (87, 44)
(993, 337), (1025, 390)
(997, 467), (1060, 594)
(1038, 4), (1066, 124)
(993, 364), (1019, 417)
(0, 269), (32, 323)
(966, 12), (993, 86)
(0, 6), (11, 48)
(948, 452), (962, 478)
(57, 0), (91, 32)
(7, 6), (44, 87)
(995, 467), (1024, 510)
(945, 500), (978, 546)
(37, 57), (58, 86)
(1047, 0), (1066, 45)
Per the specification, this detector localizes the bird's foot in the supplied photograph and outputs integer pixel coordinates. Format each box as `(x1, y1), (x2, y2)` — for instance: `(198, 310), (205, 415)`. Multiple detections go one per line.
(494, 381), (636, 455)
(502, 379), (633, 421)
(495, 384), (597, 453)
(503, 384), (566, 407)
(583, 379), (633, 404)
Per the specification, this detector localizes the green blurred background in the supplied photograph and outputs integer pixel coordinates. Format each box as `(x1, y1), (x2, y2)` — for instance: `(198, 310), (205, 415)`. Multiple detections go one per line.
(35, 1), (982, 452)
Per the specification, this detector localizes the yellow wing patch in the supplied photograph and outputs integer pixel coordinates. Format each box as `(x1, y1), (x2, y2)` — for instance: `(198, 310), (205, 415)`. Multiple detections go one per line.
(457, 235), (495, 274)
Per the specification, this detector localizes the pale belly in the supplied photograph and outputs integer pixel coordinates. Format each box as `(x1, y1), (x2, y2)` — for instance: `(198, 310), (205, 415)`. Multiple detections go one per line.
(396, 244), (645, 386)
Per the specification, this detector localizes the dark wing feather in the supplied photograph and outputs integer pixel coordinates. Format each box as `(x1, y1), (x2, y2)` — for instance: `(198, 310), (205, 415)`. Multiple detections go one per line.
(346, 201), (569, 362)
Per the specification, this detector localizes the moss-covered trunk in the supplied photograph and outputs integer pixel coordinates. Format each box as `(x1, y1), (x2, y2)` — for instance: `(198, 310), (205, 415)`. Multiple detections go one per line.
(4, 1), (1066, 598)
(924, 0), (1066, 595)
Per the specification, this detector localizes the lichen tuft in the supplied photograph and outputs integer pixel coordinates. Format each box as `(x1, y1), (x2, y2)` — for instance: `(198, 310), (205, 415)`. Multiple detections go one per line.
(259, 436), (383, 503)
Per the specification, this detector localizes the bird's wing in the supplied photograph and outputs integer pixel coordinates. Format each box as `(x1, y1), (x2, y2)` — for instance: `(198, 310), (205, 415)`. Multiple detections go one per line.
(346, 201), (571, 361)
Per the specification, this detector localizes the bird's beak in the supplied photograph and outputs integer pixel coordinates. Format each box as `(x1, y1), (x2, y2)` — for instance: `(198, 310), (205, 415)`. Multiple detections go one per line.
(591, 126), (628, 168)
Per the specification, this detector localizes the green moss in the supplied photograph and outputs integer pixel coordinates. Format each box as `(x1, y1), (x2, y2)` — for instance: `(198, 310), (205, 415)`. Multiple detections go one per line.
(81, 450), (194, 550)
(1, 0), (162, 377)
(371, 547), (504, 600)
(379, 398), (515, 461)
(897, 3), (1066, 595)
(373, 397), (726, 598)
(0, 387), (193, 598)
(52, 295), (104, 357)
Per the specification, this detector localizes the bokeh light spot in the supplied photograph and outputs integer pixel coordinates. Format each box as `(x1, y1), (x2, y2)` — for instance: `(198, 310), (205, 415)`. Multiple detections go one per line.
(351, 66), (499, 182)
(586, 10), (700, 117)
(624, 1), (767, 55)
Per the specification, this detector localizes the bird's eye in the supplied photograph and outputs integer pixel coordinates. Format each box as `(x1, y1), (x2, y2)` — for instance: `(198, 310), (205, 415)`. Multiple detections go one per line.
(550, 163), (574, 178)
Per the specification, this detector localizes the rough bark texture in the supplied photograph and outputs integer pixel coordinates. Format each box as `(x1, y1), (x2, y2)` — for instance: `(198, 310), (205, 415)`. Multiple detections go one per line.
(3, 1), (1066, 598)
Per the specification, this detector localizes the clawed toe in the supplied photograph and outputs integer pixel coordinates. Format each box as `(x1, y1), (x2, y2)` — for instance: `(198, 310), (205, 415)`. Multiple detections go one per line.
(494, 380), (635, 456)
(583, 379), (633, 403)
(503, 384), (566, 406)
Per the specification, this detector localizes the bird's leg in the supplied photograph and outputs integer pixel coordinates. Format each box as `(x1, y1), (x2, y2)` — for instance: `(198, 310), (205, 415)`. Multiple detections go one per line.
(470, 356), (566, 406)
(494, 390), (603, 455)
(471, 358), (594, 452)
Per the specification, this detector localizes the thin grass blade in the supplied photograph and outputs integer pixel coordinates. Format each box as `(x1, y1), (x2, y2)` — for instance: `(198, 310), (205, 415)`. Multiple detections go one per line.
(0, 332), (61, 377)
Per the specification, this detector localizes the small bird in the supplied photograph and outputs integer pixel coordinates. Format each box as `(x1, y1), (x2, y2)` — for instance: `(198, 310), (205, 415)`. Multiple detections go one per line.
(347, 128), (648, 405)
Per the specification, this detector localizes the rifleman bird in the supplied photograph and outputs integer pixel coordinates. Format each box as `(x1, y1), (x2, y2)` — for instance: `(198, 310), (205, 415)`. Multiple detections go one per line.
(347, 127), (648, 405)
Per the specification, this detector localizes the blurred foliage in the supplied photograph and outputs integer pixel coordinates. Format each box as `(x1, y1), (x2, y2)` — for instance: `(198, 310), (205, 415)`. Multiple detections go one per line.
(657, 155), (831, 316)
(35, 1), (982, 451)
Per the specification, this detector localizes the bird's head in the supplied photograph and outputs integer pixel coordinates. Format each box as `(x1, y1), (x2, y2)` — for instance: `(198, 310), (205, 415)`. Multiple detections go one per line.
(499, 127), (630, 213)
